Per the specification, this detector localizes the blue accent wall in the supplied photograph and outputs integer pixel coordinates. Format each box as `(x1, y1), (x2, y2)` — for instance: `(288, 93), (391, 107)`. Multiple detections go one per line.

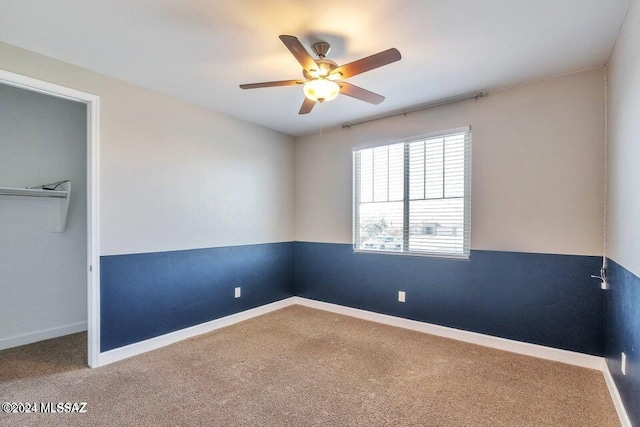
(605, 259), (640, 426)
(295, 242), (605, 356)
(100, 242), (294, 351)
(101, 240), (607, 360)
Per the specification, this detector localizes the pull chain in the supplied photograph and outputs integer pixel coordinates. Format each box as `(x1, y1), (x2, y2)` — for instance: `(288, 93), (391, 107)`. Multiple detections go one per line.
(320, 102), (325, 137)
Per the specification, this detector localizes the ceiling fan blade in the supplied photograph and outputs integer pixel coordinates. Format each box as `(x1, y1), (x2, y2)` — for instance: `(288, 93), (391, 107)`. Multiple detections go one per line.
(239, 80), (304, 89)
(299, 97), (316, 114)
(339, 82), (385, 105)
(333, 48), (401, 79)
(279, 35), (318, 72)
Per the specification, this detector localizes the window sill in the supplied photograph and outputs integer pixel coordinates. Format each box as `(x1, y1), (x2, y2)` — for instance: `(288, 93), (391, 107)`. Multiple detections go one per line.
(353, 248), (470, 261)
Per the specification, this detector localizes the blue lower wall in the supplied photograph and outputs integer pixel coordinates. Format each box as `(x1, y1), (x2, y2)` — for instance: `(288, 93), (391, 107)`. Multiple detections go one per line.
(295, 242), (605, 356)
(605, 259), (640, 426)
(101, 241), (607, 359)
(100, 242), (294, 352)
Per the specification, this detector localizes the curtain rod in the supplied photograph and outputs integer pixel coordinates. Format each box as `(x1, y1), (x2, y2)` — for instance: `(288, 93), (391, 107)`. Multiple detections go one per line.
(342, 91), (486, 129)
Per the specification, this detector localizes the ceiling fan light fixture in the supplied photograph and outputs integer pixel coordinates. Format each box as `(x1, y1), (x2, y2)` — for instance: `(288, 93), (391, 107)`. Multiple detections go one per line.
(240, 35), (401, 114)
(303, 79), (340, 103)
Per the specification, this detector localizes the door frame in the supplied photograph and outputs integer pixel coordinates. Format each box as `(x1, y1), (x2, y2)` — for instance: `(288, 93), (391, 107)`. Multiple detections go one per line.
(0, 69), (101, 368)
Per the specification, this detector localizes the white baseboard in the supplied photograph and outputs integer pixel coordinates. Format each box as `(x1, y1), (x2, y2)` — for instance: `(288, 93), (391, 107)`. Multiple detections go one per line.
(0, 321), (87, 351)
(98, 296), (603, 370)
(98, 297), (297, 366)
(293, 297), (604, 370)
(603, 360), (632, 427)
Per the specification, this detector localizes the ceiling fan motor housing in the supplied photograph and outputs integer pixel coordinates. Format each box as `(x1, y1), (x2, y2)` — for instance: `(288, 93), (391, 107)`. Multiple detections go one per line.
(303, 59), (338, 79)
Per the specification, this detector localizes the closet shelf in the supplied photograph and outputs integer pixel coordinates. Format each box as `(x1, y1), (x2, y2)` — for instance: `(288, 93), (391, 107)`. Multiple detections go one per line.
(0, 181), (71, 232)
(0, 187), (68, 198)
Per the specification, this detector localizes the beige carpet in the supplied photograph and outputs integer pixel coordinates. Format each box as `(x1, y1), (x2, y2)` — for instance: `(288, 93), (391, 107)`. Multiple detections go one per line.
(0, 305), (618, 426)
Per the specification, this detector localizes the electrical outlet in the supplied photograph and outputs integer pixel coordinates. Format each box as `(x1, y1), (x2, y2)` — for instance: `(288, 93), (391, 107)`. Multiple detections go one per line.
(621, 352), (626, 375)
(398, 291), (406, 303)
(234, 287), (241, 298)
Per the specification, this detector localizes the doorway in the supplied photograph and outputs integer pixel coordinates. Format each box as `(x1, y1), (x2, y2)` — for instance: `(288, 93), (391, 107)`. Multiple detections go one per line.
(0, 69), (100, 368)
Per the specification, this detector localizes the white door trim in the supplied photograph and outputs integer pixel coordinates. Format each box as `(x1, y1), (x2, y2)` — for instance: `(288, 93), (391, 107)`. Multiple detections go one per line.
(0, 69), (101, 368)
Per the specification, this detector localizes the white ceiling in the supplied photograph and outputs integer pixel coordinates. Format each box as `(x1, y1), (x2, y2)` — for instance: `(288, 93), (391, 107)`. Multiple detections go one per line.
(0, 0), (631, 136)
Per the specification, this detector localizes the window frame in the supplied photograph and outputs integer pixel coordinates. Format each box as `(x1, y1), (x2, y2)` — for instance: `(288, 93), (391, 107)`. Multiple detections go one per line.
(352, 126), (472, 260)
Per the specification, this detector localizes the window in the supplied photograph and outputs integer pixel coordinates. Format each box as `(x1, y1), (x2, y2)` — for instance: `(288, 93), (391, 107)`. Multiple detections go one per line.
(353, 127), (471, 258)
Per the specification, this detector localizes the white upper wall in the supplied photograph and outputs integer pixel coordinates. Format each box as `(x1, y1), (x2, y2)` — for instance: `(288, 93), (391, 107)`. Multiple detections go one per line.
(295, 68), (606, 256)
(607, 0), (640, 276)
(0, 42), (295, 256)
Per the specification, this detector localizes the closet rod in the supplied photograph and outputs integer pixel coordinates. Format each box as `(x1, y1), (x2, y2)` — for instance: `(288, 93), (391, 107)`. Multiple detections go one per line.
(0, 187), (68, 198)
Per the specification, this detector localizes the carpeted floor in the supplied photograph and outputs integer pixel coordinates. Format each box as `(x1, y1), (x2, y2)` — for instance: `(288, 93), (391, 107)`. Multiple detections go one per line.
(0, 305), (618, 426)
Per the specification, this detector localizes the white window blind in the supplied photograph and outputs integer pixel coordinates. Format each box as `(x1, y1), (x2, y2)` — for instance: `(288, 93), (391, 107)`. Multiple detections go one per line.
(353, 128), (471, 258)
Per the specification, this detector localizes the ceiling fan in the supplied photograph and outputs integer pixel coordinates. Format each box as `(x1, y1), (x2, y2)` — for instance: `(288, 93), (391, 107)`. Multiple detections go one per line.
(240, 35), (401, 114)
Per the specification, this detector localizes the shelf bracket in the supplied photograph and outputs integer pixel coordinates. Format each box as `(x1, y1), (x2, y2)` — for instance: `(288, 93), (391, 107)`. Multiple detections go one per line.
(53, 181), (71, 232)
